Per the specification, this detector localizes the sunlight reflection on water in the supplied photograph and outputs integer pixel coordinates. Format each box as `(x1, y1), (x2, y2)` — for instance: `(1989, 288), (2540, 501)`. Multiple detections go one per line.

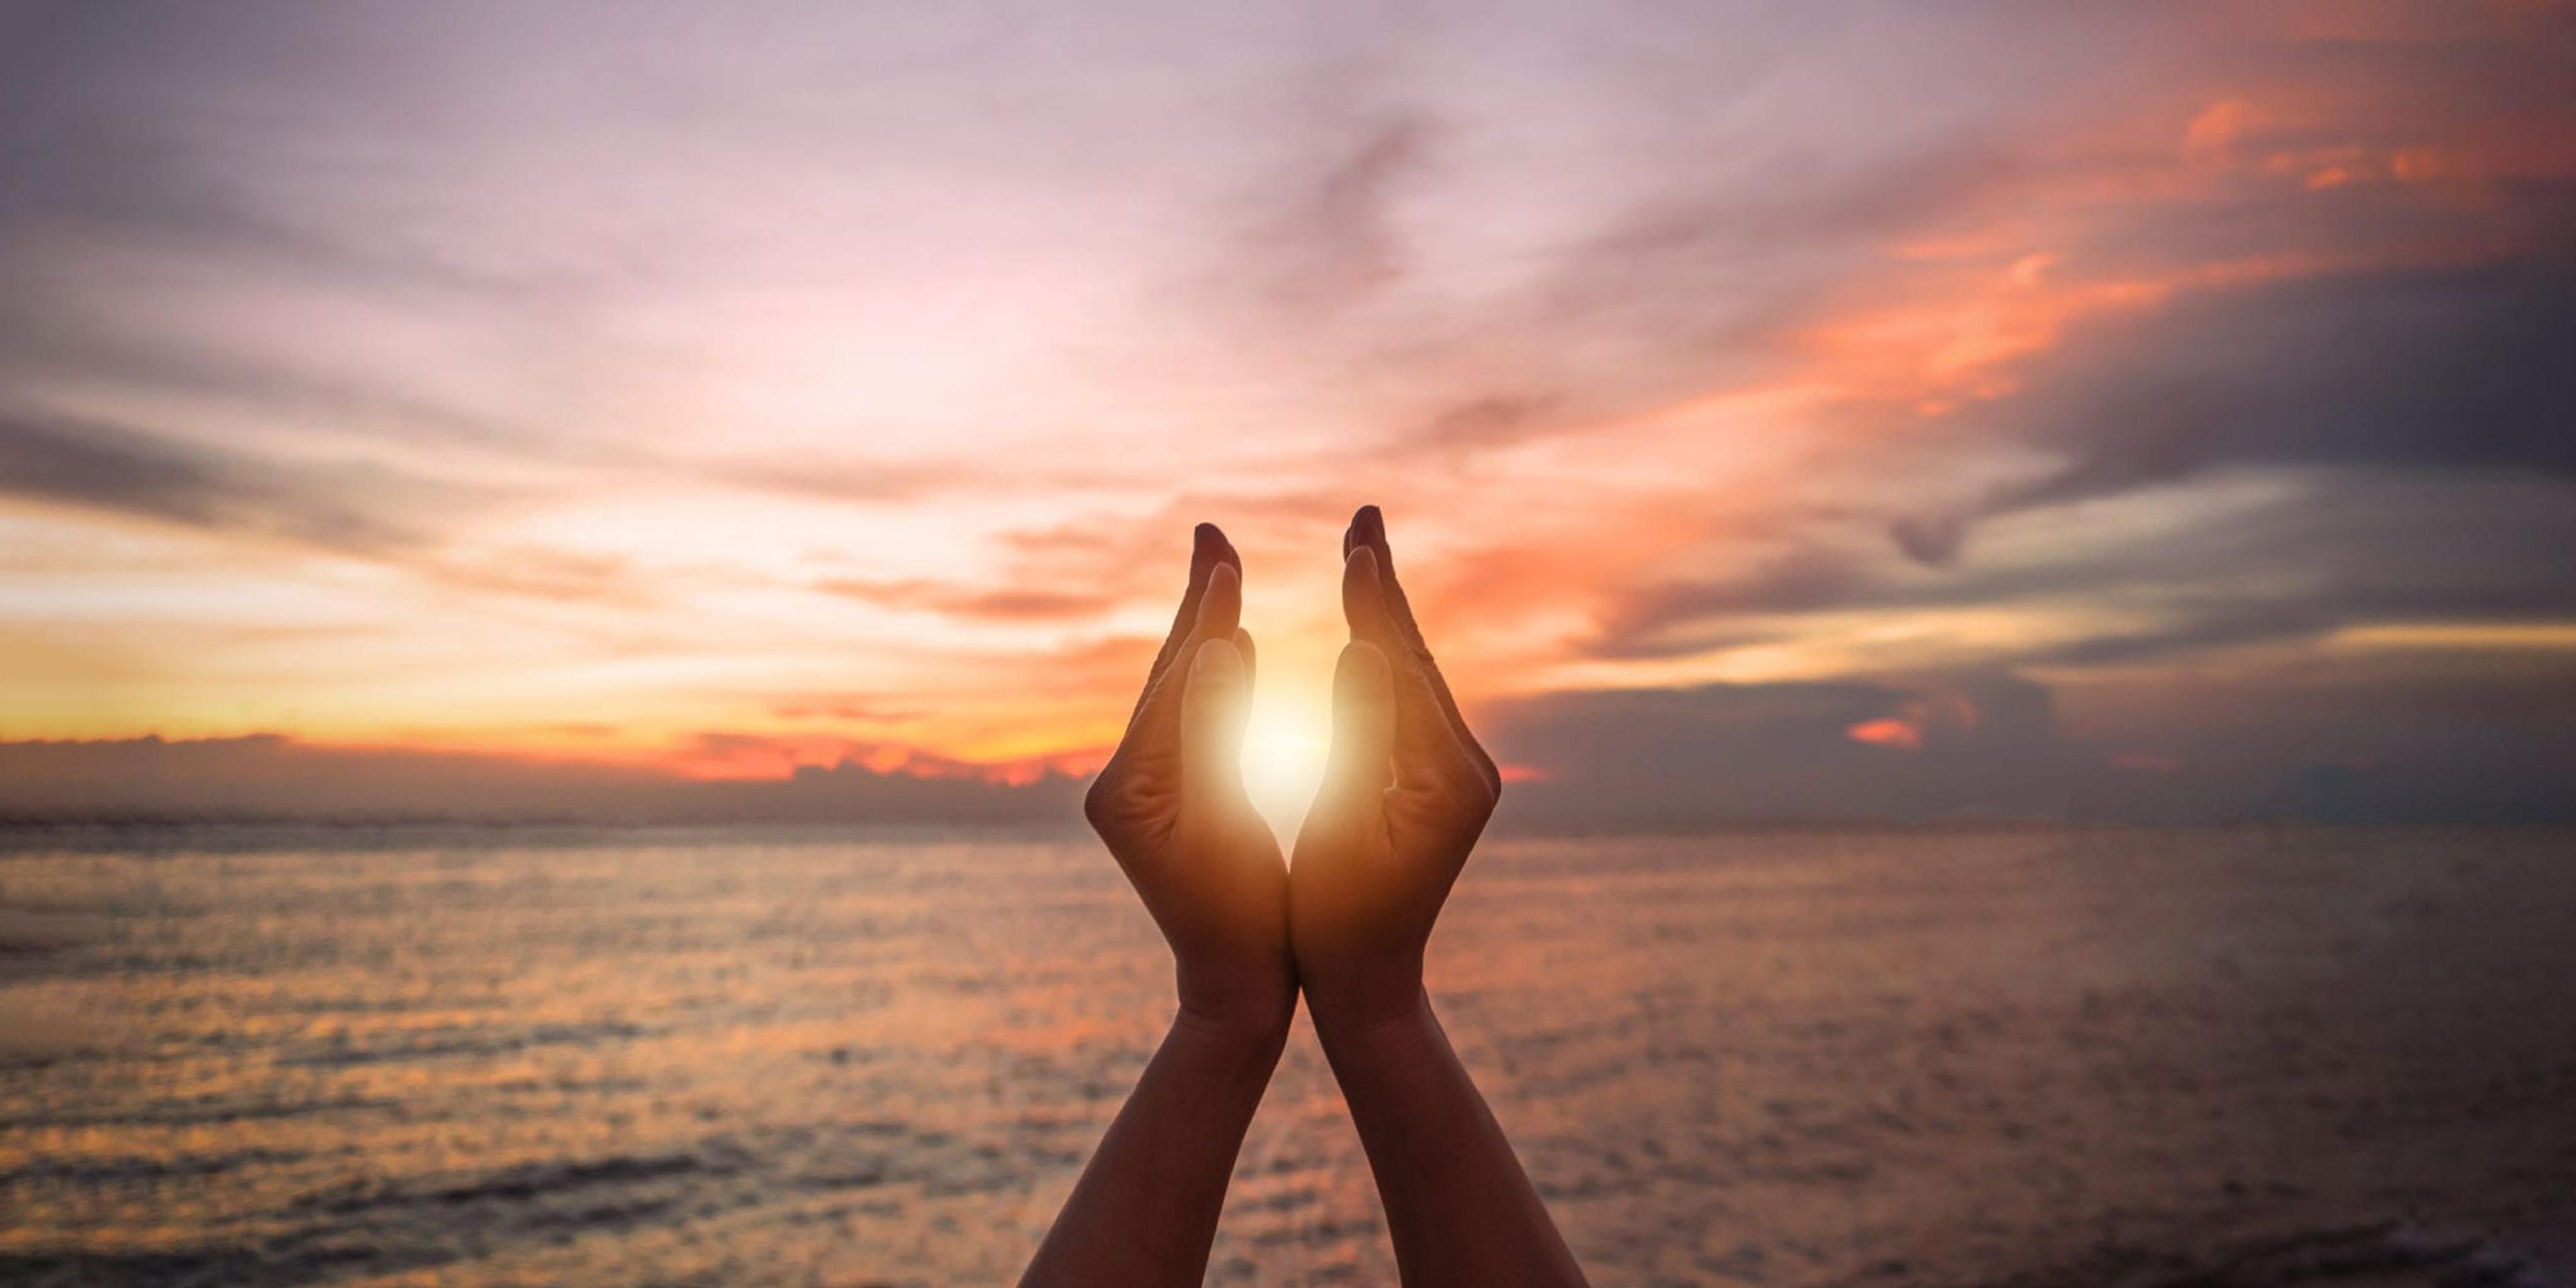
(1, 825), (2571, 1286)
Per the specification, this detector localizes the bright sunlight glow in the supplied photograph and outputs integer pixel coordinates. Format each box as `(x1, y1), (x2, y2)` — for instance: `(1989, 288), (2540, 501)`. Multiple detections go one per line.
(1240, 688), (1333, 839)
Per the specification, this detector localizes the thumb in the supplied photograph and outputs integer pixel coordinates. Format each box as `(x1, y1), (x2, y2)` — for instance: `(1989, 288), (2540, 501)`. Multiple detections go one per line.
(1179, 636), (1252, 802)
(1317, 640), (1397, 810)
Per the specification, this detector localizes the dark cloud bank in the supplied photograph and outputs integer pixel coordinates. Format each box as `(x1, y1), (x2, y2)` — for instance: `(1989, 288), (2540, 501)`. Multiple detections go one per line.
(1890, 250), (2576, 568)
(10, 675), (2573, 828)
(1481, 673), (2576, 829)
(0, 736), (1083, 828)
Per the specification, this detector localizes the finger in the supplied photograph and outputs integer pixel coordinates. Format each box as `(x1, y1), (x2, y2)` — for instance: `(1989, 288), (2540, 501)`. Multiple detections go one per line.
(1346, 505), (1500, 795)
(1179, 636), (1252, 800)
(1128, 523), (1240, 729)
(1232, 626), (1256, 690)
(1342, 545), (1485, 795)
(1195, 558), (1244, 645)
(1316, 639), (1397, 812)
(1130, 559), (1242, 753)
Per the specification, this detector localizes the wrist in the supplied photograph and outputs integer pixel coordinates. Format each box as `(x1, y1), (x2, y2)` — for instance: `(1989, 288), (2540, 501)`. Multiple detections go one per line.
(1169, 1000), (1295, 1064)
(1173, 961), (1298, 1046)
(1305, 978), (1435, 1052)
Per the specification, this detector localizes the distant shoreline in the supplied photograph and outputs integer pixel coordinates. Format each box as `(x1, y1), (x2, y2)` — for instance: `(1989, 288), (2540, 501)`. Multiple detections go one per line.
(5, 814), (2566, 837)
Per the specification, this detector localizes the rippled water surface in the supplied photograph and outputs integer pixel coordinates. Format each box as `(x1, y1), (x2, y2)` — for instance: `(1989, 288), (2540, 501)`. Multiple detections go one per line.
(3, 825), (2573, 1286)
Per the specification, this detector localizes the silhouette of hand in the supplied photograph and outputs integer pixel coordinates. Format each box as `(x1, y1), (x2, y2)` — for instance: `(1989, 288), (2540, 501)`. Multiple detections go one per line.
(1291, 506), (1502, 1032)
(1085, 524), (1294, 1038)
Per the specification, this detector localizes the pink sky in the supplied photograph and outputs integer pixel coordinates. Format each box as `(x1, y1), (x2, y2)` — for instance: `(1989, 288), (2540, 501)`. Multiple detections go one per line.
(2, 1), (2572, 822)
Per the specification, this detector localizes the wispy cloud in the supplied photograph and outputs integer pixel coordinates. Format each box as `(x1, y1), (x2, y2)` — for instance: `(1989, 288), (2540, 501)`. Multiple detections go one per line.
(0, 411), (436, 557)
(3, 1), (2573, 820)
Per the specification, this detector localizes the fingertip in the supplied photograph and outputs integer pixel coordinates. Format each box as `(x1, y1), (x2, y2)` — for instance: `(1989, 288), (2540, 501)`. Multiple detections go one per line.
(1342, 542), (1379, 592)
(1197, 559), (1243, 633)
(1349, 506), (1401, 593)
(1183, 639), (1248, 729)
(1181, 637), (1251, 777)
(1189, 521), (1240, 578)
(1173, 525), (1212, 600)
(1341, 545), (1389, 637)
(1190, 634), (1245, 686)
(1333, 638), (1393, 700)
(1325, 640), (1398, 790)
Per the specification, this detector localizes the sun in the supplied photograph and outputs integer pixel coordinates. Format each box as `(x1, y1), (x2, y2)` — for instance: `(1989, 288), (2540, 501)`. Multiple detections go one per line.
(1239, 686), (1332, 838)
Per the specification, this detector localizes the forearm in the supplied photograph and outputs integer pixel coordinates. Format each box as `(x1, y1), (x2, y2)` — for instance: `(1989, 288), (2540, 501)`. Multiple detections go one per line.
(1313, 990), (1589, 1288)
(1018, 1011), (1288, 1288)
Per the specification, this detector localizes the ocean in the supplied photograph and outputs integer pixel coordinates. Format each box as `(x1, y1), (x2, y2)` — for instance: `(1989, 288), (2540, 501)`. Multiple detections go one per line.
(2, 825), (2570, 1287)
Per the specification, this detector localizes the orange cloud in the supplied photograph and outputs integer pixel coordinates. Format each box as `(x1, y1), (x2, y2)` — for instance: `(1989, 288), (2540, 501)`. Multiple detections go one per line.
(1845, 718), (1925, 751)
(4, 0), (2569, 818)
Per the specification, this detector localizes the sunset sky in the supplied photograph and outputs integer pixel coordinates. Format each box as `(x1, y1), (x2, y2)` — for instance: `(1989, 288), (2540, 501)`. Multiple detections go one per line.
(3, 1), (2572, 823)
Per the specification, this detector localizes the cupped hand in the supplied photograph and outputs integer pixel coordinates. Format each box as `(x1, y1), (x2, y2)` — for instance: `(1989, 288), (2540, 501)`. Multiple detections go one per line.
(1085, 523), (1295, 1038)
(1290, 506), (1502, 1032)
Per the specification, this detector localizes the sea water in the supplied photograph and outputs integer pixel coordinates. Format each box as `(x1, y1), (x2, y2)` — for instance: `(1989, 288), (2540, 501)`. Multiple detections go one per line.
(3, 825), (2571, 1286)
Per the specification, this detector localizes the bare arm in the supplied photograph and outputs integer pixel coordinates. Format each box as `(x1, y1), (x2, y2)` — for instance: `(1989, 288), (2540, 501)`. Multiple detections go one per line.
(1020, 525), (1294, 1288)
(1020, 1012), (1285, 1286)
(1315, 995), (1580, 1286)
(1290, 506), (1591, 1288)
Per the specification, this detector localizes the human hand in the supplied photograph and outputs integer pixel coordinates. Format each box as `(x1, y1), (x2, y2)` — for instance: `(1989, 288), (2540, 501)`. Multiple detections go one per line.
(1290, 506), (1502, 1034)
(1038, 511), (1582, 1288)
(1085, 523), (1294, 1040)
